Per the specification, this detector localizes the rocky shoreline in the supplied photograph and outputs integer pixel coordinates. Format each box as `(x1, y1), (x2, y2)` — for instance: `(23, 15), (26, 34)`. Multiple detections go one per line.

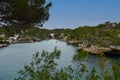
(67, 40), (120, 55)
(0, 39), (120, 56)
(0, 44), (9, 48)
(0, 38), (40, 48)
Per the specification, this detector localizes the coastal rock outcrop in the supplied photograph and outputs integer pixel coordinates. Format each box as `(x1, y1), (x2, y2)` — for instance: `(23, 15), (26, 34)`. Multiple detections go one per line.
(0, 44), (9, 48)
(77, 44), (120, 55)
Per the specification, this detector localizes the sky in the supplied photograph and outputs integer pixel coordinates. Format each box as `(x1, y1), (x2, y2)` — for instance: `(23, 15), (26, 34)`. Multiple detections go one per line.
(44, 0), (120, 29)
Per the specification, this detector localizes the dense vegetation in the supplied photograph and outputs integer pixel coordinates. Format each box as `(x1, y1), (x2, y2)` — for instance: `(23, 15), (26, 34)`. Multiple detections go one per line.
(52, 22), (120, 47)
(15, 48), (120, 80)
(0, 0), (52, 27)
(0, 0), (119, 80)
(0, 21), (120, 47)
(0, 26), (50, 40)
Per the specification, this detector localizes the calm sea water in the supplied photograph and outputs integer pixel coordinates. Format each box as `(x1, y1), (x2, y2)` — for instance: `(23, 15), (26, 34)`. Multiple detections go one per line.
(0, 39), (115, 80)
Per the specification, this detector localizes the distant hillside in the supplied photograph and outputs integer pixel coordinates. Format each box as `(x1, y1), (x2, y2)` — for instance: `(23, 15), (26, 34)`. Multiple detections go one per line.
(0, 22), (120, 47)
(50, 22), (120, 47)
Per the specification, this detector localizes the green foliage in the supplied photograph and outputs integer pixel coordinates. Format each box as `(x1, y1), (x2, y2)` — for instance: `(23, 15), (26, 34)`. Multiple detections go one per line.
(112, 59), (120, 80)
(86, 68), (101, 80)
(54, 22), (120, 47)
(15, 49), (89, 80)
(0, 37), (4, 40)
(0, 22), (120, 45)
(71, 51), (88, 80)
(0, 0), (52, 27)
(72, 51), (88, 62)
(15, 48), (120, 80)
(15, 48), (61, 80)
(103, 70), (113, 80)
(1, 25), (51, 39)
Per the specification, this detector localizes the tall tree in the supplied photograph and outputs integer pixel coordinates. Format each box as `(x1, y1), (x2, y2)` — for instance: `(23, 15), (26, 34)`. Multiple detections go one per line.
(0, 0), (52, 27)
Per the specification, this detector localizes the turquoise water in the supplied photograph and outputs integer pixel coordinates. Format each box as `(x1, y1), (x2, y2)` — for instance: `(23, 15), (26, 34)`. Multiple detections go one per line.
(0, 39), (114, 80)
(0, 39), (77, 80)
